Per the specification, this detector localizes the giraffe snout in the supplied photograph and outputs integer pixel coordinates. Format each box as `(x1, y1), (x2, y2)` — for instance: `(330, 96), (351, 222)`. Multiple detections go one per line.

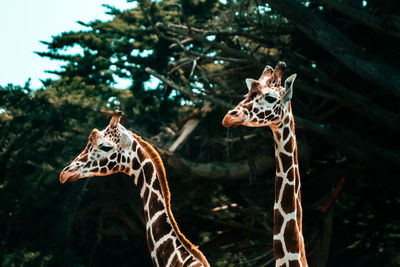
(59, 170), (81, 184)
(222, 109), (246, 128)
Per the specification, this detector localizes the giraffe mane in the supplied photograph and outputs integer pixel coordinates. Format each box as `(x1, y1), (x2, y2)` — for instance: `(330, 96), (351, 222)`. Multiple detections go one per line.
(131, 132), (210, 267)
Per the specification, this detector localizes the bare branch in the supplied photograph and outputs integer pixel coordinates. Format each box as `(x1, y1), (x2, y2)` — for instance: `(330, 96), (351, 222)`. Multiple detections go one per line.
(158, 148), (275, 181)
(145, 67), (234, 108)
(320, 0), (400, 40)
(266, 0), (400, 97)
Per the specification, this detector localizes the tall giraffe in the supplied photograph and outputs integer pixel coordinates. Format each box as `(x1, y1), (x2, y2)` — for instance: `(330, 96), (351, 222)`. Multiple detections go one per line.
(222, 62), (308, 267)
(60, 110), (210, 267)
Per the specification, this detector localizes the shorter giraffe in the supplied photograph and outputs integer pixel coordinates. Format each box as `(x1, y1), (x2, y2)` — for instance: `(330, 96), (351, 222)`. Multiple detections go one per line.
(222, 62), (308, 267)
(60, 110), (210, 267)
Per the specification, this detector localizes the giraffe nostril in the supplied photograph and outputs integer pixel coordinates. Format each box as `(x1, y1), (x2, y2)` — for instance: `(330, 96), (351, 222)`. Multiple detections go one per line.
(229, 110), (238, 116)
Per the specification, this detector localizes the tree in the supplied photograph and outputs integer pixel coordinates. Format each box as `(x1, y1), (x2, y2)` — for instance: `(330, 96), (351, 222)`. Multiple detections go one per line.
(1, 0), (399, 266)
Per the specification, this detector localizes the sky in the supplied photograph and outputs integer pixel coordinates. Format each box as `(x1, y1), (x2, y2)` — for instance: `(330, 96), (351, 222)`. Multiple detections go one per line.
(0, 0), (137, 89)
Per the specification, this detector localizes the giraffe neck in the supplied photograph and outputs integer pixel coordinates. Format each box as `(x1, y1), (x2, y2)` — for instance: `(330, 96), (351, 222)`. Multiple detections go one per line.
(126, 134), (209, 267)
(271, 112), (307, 267)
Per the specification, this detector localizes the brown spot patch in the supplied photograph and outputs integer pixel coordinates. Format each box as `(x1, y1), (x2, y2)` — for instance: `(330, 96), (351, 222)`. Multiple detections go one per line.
(90, 167), (99, 173)
(273, 239), (285, 259)
(284, 219), (300, 253)
(138, 147), (146, 162)
(243, 102), (253, 111)
(152, 178), (161, 193)
(78, 154), (88, 162)
(284, 115), (290, 125)
(92, 161), (98, 167)
(284, 137), (294, 153)
(274, 209), (284, 235)
(281, 184), (296, 213)
(152, 212), (172, 241)
(122, 155), (126, 163)
(288, 261), (301, 267)
(132, 141), (137, 152)
(132, 158), (141, 170)
(149, 192), (165, 218)
(107, 161), (116, 170)
(282, 127), (290, 141)
(100, 167), (107, 173)
(117, 153), (121, 163)
(253, 107), (259, 113)
(136, 169), (145, 190)
(287, 167), (295, 182)
(110, 153), (117, 160)
(100, 158), (108, 167)
(143, 162), (154, 184)
(156, 238), (174, 266)
(279, 152), (293, 173)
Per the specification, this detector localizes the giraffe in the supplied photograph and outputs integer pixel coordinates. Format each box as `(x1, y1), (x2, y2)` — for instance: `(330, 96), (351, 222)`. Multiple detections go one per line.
(59, 110), (210, 267)
(222, 62), (308, 267)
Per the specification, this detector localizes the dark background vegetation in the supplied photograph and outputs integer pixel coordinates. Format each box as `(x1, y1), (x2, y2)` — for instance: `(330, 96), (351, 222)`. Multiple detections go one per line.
(1, 0), (400, 266)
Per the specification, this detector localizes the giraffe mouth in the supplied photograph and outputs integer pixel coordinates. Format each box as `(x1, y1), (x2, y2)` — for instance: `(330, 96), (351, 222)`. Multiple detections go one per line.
(59, 171), (81, 184)
(222, 112), (246, 128)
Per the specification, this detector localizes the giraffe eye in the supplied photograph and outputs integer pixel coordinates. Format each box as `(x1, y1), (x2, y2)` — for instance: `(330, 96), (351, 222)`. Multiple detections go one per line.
(99, 145), (113, 152)
(264, 96), (276, 103)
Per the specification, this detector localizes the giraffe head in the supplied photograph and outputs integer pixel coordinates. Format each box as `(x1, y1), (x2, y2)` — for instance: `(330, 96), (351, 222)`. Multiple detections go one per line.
(222, 62), (296, 129)
(60, 110), (135, 183)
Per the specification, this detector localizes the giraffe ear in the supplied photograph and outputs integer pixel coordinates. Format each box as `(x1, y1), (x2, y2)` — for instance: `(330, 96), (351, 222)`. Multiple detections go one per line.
(120, 131), (133, 149)
(89, 129), (101, 144)
(282, 74), (297, 103)
(245, 78), (255, 91)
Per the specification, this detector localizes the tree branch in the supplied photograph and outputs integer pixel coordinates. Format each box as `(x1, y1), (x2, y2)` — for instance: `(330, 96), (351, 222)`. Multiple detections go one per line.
(320, 0), (400, 40)
(156, 22), (264, 69)
(158, 148), (275, 181)
(145, 67), (234, 108)
(266, 0), (400, 97)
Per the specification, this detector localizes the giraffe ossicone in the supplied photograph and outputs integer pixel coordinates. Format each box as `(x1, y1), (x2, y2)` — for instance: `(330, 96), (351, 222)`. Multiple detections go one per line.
(222, 62), (308, 267)
(60, 110), (210, 267)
